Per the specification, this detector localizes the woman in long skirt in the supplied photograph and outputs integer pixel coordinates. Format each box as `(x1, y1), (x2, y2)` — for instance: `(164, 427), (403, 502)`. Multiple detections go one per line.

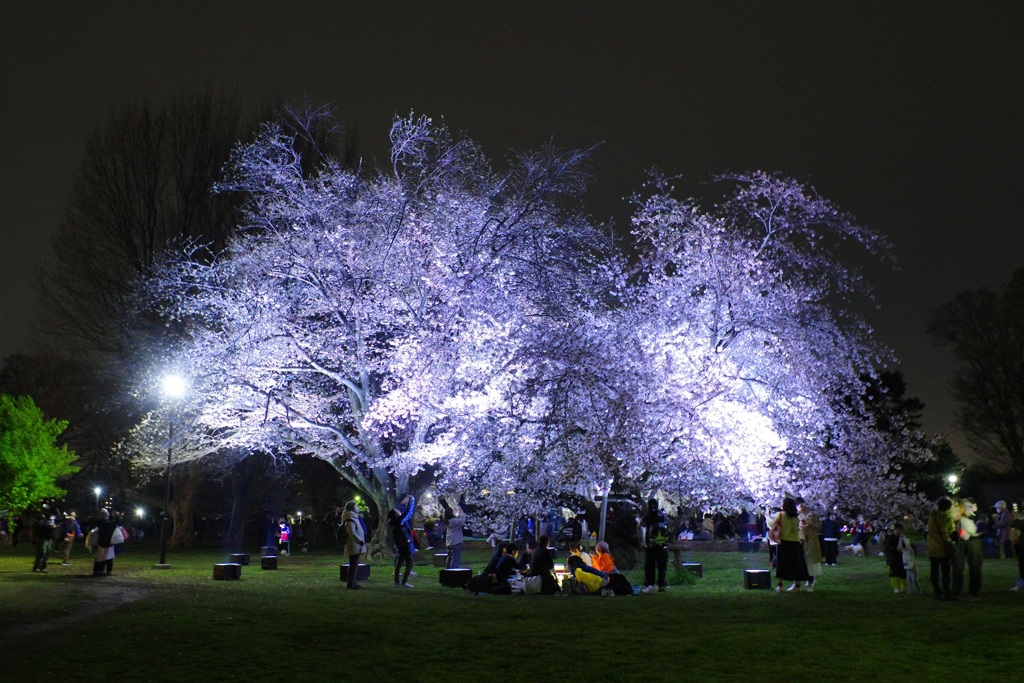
(772, 497), (809, 592)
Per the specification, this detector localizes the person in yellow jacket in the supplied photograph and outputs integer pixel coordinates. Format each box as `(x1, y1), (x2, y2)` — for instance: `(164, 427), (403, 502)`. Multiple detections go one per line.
(770, 498), (809, 592)
(568, 555), (606, 594)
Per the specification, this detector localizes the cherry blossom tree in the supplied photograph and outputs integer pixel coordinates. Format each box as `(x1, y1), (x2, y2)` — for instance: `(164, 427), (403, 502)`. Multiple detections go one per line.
(619, 173), (932, 517)
(436, 172), (934, 522)
(130, 113), (616, 547)
(131, 113), (933, 538)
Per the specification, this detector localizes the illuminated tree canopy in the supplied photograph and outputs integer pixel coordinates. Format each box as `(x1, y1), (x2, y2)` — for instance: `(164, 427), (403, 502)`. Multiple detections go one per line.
(130, 114), (616, 535)
(0, 393), (79, 513)
(130, 114), (931, 524)
(621, 173), (930, 514)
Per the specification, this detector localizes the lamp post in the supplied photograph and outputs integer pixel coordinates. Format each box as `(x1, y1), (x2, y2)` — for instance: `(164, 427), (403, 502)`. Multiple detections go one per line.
(156, 373), (188, 569)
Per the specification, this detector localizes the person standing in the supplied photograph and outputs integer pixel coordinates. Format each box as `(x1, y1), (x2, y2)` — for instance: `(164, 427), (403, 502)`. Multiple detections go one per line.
(771, 498), (809, 592)
(820, 513), (841, 566)
(442, 502), (465, 570)
(1011, 503), (1024, 591)
(388, 508), (414, 588)
(89, 508), (117, 576)
(31, 511), (57, 573)
(278, 517), (291, 556)
(927, 498), (956, 601)
(885, 523), (910, 593)
(641, 498), (669, 593)
(951, 498), (983, 600)
(342, 501), (366, 590)
(397, 492), (416, 555)
(796, 498), (822, 591)
(59, 511), (82, 566)
(326, 506), (343, 551)
(993, 500), (1014, 560)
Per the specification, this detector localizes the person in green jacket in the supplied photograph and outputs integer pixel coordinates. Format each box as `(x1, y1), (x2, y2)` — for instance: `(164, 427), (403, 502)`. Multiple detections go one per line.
(927, 498), (956, 601)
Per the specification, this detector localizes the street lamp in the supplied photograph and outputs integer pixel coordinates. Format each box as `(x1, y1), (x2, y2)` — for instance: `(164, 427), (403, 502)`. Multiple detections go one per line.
(94, 486), (102, 512)
(156, 373), (188, 569)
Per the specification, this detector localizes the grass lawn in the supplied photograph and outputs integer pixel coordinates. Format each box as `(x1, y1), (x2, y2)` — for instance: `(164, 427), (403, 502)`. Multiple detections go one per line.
(1, 541), (1021, 682)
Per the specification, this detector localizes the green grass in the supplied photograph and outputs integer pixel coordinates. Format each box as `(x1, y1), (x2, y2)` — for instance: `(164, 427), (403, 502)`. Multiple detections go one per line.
(2, 542), (1021, 681)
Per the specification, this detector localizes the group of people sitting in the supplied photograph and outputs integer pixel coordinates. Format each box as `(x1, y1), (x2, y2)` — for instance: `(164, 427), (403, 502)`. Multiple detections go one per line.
(468, 537), (632, 596)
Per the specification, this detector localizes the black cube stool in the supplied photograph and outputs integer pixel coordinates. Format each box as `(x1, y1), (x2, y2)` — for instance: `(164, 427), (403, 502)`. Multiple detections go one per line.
(433, 553), (448, 567)
(260, 545), (278, 557)
(340, 563), (371, 582)
(229, 553), (250, 566)
(744, 568), (771, 589)
(261, 555), (278, 570)
(213, 563), (242, 580)
(439, 568), (473, 588)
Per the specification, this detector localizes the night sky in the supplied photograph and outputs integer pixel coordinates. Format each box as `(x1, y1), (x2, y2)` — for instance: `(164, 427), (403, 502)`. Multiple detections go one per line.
(2, 4), (1022, 462)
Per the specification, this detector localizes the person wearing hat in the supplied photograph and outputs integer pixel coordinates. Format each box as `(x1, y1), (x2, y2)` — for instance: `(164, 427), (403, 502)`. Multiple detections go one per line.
(993, 500), (1013, 560)
(59, 511), (82, 566)
(951, 498), (983, 600)
(31, 510), (57, 573)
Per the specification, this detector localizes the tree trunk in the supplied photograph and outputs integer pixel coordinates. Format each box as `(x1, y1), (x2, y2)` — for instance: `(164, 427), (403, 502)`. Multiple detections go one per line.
(223, 469), (250, 550)
(169, 464), (203, 548)
(222, 455), (276, 550)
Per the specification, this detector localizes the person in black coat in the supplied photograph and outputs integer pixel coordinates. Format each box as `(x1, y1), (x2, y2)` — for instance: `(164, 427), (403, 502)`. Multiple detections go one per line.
(525, 535), (560, 594)
(388, 508), (415, 588)
(820, 513), (841, 566)
(642, 499), (669, 593)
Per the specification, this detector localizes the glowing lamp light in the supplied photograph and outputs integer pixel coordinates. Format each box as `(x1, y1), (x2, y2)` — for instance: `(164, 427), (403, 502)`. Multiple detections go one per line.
(136, 507), (145, 518)
(161, 373), (188, 400)
(947, 474), (958, 484)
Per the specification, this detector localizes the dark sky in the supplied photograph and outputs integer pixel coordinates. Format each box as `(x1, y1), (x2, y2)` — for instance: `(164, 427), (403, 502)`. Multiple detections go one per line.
(2, 3), (1023, 462)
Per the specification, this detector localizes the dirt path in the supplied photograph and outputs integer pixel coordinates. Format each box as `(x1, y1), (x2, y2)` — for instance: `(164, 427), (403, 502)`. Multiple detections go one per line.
(0, 576), (150, 640)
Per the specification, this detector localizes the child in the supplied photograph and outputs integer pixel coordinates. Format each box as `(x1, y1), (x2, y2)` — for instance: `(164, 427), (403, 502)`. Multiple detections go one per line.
(902, 532), (920, 594)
